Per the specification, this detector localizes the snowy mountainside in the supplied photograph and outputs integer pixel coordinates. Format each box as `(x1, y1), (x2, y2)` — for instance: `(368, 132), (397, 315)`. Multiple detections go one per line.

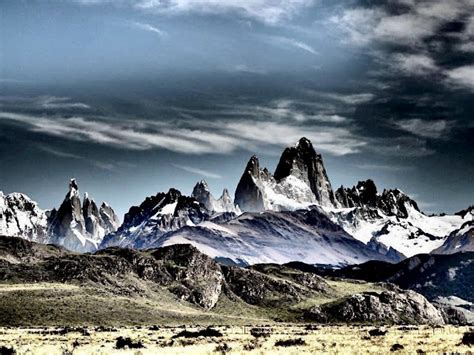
(139, 207), (402, 266)
(47, 179), (120, 252)
(0, 191), (49, 243)
(432, 219), (474, 254)
(100, 188), (211, 249)
(326, 196), (473, 257)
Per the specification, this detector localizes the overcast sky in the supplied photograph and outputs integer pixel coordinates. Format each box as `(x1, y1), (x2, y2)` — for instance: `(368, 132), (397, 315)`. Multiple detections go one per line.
(1, 0), (473, 217)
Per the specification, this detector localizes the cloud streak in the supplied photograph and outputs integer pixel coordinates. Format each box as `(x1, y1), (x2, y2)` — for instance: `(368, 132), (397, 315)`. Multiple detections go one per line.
(76, 0), (315, 25)
(171, 164), (222, 179)
(131, 21), (166, 36)
(394, 119), (453, 139)
(266, 36), (318, 55)
(0, 110), (365, 156)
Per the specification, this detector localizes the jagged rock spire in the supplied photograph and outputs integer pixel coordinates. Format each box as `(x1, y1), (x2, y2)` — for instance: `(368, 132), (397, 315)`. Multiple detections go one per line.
(234, 155), (265, 212)
(48, 179), (119, 252)
(273, 137), (338, 208)
(335, 179), (420, 218)
(192, 181), (240, 214)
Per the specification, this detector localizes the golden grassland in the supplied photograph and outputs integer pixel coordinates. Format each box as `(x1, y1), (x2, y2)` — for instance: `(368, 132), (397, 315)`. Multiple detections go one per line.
(0, 283), (472, 354)
(0, 324), (472, 354)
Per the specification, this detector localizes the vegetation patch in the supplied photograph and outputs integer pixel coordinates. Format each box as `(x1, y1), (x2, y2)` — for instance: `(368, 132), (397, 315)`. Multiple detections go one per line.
(275, 337), (306, 347)
(461, 331), (474, 345)
(250, 327), (272, 338)
(115, 336), (144, 349)
(172, 327), (222, 338)
(214, 342), (231, 354)
(390, 343), (404, 351)
(369, 328), (387, 336)
(0, 346), (16, 355)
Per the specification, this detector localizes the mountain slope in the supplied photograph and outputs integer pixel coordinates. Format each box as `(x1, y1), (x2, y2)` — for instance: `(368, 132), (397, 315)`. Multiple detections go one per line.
(326, 180), (472, 257)
(101, 188), (210, 249)
(0, 235), (460, 326)
(140, 207), (402, 266)
(433, 220), (474, 254)
(321, 252), (474, 303)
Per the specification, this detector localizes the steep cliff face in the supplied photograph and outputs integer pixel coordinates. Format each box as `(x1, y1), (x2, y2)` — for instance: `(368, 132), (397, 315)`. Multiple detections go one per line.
(234, 156), (265, 212)
(274, 137), (338, 208)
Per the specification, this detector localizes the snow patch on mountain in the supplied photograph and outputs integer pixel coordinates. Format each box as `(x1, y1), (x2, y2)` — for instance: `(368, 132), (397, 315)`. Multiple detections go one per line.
(325, 204), (472, 257)
(0, 191), (49, 243)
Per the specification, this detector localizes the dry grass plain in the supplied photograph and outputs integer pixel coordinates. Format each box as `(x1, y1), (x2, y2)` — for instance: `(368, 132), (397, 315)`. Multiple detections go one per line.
(0, 325), (472, 354)
(1, 283), (472, 354)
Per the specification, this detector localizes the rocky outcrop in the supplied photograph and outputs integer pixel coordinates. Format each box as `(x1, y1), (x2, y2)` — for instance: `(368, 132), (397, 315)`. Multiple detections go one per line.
(0, 234), (66, 264)
(305, 287), (446, 325)
(222, 265), (330, 306)
(150, 244), (224, 309)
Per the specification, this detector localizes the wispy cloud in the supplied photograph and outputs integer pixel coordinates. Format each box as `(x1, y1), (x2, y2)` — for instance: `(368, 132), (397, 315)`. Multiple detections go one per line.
(394, 119), (453, 139)
(355, 163), (415, 172)
(0, 95), (90, 110)
(0, 111), (365, 156)
(266, 35), (318, 55)
(231, 64), (267, 75)
(446, 65), (474, 91)
(308, 91), (375, 105)
(171, 164), (222, 179)
(37, 96), (91, 109)
(131, 21), (166, 36)
(75, 0), (315, 25)
(38, 145), (120, 171)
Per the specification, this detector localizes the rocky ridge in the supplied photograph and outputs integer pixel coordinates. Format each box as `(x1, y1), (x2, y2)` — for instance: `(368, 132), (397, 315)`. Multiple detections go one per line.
(0, 235), (462, 325)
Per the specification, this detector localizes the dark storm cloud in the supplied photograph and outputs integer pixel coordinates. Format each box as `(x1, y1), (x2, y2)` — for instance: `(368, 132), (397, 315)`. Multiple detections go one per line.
(0, 0), (473, 215)
(329, 0), (473, 150)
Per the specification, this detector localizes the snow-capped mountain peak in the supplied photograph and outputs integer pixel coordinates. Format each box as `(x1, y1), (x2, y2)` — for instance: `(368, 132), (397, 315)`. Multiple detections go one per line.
(48, 179), (119, 252)
(235, 138), (338, 212)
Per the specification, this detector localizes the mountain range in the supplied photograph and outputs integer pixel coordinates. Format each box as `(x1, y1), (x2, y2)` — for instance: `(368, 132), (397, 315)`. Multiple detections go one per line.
(1, 137), (472, 266)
